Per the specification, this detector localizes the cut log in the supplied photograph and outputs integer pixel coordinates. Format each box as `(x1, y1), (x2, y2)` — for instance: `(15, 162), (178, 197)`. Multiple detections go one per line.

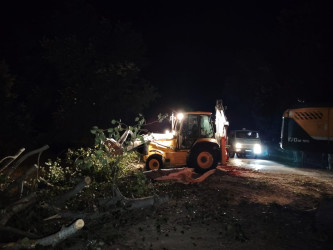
(52, 176), (91, 207)
(99, 187), (169, 210)
(0, 219), (84, 249)
(123, 194), (170, 210)
(35, 219), (84, 247)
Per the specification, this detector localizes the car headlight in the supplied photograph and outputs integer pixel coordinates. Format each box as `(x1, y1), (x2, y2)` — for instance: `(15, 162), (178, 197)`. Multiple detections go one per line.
(235, 143), (242, 149)
(253, 144), (262, 154)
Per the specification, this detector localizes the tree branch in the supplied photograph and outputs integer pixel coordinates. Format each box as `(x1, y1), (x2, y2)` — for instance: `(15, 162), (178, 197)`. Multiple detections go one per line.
(5, 145), (49, 178)
(0, 192), (37, 226)
(5, 165), (37, 196)
(0, 148), (25, 173)
(0, 225), (40, 239)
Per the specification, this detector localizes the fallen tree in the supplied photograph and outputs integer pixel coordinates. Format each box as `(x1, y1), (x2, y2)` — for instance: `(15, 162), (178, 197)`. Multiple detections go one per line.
(0, 139), (166, 247)
(0, 116), (183, 248)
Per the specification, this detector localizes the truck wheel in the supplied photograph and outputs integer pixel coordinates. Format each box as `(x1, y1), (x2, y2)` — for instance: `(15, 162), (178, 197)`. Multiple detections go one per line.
(188, 144), (218, 173)
(146, 155), (164, 171)
(229, 152), (235, 158)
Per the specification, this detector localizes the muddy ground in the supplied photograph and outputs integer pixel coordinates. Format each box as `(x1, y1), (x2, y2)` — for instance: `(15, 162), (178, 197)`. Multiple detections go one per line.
(66, 164), (333, 250)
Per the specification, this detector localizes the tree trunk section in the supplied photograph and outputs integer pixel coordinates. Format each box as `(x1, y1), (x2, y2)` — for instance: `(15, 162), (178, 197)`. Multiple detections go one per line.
(35, 219), (84, 247)
(52, 177), (91, 207)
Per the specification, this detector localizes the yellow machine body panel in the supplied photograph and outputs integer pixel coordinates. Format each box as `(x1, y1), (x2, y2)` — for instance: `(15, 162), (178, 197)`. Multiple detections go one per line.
(144, 137), (219, 167)
(286, 107), (331, 140)
(143, 138), (176, 159)
(165, 150), (189, 166)
(143, 139), (189, 166)
(281, 107), (333, 152)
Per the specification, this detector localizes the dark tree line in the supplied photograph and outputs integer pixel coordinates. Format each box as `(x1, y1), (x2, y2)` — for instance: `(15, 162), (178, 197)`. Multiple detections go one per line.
(0, 0), (158, 153)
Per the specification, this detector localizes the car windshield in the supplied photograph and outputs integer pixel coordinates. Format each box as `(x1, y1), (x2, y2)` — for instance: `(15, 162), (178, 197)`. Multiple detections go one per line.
(235, 131), (259, 139)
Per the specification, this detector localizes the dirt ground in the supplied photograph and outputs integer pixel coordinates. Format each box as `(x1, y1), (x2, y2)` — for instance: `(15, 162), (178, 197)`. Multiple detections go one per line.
(87, 164), (333, 250)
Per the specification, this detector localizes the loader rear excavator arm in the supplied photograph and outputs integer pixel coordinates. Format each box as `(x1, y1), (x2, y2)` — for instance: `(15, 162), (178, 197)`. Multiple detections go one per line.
(215, 99), (229, 165)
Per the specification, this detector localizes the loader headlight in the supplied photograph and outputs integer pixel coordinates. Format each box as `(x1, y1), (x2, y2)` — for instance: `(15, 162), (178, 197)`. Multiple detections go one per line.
(253, 144), (262, 154)
(177, 113), (184, 120)
(235, 143), (242, 149)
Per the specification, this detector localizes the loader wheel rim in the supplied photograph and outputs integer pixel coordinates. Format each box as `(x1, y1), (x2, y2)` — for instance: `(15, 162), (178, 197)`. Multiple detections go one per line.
(149, 159), (160, 170)
(197, 151), (213, 169)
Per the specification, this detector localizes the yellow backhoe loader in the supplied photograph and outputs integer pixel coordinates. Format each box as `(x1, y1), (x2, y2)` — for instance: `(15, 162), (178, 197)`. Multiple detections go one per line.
(143, 100), (229, 173)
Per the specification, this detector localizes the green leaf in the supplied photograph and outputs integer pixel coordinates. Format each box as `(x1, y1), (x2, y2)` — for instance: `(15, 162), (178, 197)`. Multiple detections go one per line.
(107, 128), (114, 133)
(138, 135), (145, 144)
(91, 126), (99, 134)
(96, 149), (104, 156)
(111, 120), (116, 125)
(135, 117), (139, 122)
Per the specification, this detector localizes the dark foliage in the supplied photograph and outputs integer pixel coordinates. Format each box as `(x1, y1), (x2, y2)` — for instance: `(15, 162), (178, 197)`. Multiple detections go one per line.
(0, 0), (158, 153)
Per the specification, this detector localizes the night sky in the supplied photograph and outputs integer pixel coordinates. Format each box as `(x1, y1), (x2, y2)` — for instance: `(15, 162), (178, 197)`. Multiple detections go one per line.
(95, 1), (331, 119)
(1, 0), (332, 149)
(92, 1), (332, 106)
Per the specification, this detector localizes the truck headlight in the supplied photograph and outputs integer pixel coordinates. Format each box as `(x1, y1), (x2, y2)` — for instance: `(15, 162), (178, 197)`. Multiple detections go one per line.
(253, 144), (262, 154)
(235, 143), (242, 149)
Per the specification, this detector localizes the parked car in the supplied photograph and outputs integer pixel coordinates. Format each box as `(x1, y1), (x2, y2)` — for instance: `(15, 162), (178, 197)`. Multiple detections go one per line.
(228, 129), (262, 158)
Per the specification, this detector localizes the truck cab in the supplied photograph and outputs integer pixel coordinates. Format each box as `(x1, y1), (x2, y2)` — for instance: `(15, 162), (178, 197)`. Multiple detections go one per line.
(228, 129), (262, 158)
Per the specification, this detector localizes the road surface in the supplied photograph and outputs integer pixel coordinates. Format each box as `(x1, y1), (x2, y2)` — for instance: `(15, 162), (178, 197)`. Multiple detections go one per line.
(228, 157), (333, 182)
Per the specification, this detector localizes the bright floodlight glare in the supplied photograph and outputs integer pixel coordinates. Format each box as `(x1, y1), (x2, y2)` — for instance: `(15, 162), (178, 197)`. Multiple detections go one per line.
(165, 129), (170, 134)
(254, 144), (262, 154)
(235, 143), (242, 149)
(177, 113), (184, 120)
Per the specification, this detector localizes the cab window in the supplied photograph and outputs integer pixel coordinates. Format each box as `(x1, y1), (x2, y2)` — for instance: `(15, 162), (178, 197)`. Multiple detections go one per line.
(200, 115), (214, 137)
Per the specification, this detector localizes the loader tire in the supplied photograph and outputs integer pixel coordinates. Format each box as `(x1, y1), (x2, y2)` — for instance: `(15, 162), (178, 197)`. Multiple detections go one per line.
(146, 154), (164, 171)
(188, 144), (219, 173)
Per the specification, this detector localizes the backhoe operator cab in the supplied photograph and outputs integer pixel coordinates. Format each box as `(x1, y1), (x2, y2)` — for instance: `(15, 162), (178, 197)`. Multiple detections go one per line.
(143, 112), (221, 173)
(228, 129), (262, 158)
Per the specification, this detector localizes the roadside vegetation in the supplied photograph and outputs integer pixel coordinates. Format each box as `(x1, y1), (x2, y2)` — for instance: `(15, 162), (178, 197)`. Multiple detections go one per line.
(0, 116), (163, 249)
